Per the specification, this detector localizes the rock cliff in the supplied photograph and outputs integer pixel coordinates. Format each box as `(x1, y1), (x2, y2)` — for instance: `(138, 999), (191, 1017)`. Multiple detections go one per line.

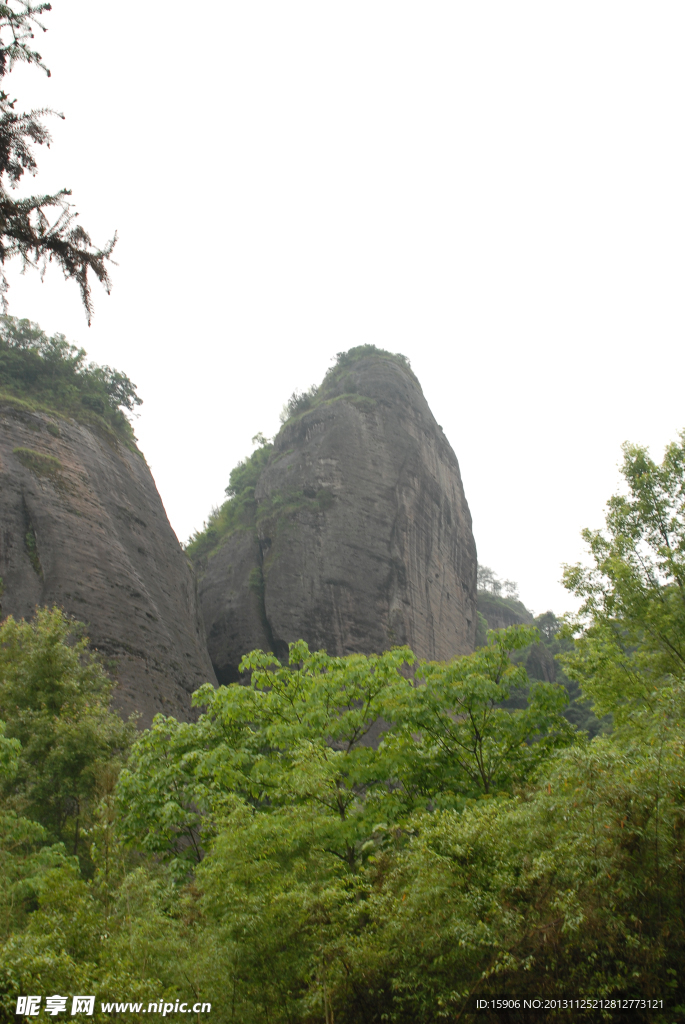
(477, 591), (533, 632)
(193, 348), (477, 682)
(0, 399), (215, 725)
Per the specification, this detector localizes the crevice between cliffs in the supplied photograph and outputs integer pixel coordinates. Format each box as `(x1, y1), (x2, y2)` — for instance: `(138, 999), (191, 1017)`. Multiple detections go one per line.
(22, 496), (43, 579)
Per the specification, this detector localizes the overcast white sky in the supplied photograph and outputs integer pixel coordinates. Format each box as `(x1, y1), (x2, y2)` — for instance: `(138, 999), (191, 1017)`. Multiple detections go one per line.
(4, 2), (685, 615)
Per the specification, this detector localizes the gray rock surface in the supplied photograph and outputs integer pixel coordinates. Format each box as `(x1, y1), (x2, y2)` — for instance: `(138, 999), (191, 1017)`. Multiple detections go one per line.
(198, 352), (478, 681)
(0, 400), (215, 725)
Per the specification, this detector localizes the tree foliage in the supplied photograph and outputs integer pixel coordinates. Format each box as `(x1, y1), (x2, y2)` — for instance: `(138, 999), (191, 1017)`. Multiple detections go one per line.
(0, 314), (142, 439)
(6, 434), (685, 1021)
(330, 344), (416, 383)
(117, 629), (573, 878)
(279, 384), (318, 424)
(477, 563), (519, 599)
(184, 435), (274, 559)
(0, 2), (115, 321)
(476, 580), (605, 737)
(562, 431), (685, 726)
(0, 608), (134, 869)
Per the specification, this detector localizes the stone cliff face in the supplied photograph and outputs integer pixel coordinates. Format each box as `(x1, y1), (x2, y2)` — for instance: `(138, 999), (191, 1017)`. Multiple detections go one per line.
(0, 400), (215, 725)
(196, 351), (477, 682)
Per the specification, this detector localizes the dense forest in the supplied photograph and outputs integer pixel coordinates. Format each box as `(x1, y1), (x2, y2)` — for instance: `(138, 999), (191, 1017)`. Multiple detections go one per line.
(2, 431), (685, 1022)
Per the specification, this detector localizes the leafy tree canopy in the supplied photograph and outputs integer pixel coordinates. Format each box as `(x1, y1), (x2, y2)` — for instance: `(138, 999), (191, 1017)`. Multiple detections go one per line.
(0, 608), (134, 869)
(0, 314), (141, 440)
(562, 431), (685, 726)
(116, 627), (574, 877)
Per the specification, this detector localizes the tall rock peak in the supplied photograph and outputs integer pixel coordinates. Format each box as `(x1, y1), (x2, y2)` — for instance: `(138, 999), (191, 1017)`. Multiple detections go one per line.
(192, 346), (477, 681)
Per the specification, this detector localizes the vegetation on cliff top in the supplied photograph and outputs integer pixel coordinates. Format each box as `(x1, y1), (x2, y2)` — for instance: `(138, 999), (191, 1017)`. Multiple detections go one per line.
(186, 346), (416, 560)
(279, 344), (418, 425)
(185, 436), (274, 561)
(185, 433), (334, 563)
(0, 315), (142, 443)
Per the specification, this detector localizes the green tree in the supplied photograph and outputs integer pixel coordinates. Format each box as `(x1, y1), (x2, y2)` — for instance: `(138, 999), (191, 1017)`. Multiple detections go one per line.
(0, 719), (74, 941)
(114, 715), (218, 873)
(0, 610), (199, 1021)
(118, 632), (574, 869)
(0, 608), (134, 867)
(319, 728), (685, 1022)
(115, 631), (576, 1021)
(0, 314), (142, 438)
(384, 625), (575, 805)
(117, 643), (418, 874)
(562, 431), (685, 727)
(508, 611), (607, 737)
(0, 2), (115, 321)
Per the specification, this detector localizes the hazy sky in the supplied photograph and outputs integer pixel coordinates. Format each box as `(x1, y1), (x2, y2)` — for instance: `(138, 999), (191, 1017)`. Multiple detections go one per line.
(5, 2), (685, 615)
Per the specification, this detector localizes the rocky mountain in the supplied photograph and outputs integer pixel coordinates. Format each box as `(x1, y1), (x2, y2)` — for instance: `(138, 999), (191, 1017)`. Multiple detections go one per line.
(477, 590), (534, 632)
(191, 346), (478, 683)
(0, 398), (215, 725)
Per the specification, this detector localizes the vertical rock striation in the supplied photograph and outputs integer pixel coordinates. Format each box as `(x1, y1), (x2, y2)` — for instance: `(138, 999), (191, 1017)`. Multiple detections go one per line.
(195, 349), (477, 682)
(0, 400), (215, 725)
